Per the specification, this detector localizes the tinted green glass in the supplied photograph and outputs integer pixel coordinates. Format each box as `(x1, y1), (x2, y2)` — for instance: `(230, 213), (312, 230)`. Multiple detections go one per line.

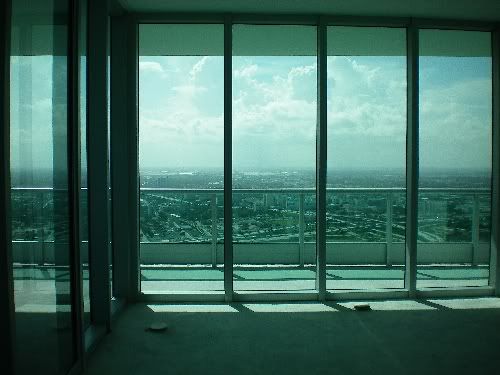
(326, 26), (407, 290)
(232, 24), (317, 291)
(417, 30), (492, 288)
(10, 0), (75, 373)
(139, 24), (225, 292)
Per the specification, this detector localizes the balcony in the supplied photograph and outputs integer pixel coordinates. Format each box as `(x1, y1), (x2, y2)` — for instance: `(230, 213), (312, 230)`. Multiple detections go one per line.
(10, 187), (490, 295)
(8, 188), (490, 292)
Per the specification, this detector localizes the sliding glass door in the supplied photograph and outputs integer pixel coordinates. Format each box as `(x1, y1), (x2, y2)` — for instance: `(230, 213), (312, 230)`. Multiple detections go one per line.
(326, 27), (407, 290)
(232, 25), (317, 292)
(136, 21), (493, 296)
(139, 24), (225, 293)
(417, 30), (492, 288)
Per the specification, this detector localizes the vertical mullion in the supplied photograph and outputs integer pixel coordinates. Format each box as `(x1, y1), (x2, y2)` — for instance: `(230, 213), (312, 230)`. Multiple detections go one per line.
(127, 16), (141, 299)
(224, 16), (233, 301)
(87, 0), (111, 328)
(110, 16), (130, 300)
(490, 30), (500, 292)
(405, 24), (419, 297)
(316, 19), (327, 300)
(128, 16), (139, 300)
(0, 0), (14, 373)
(68, 0), (84, 366)
(52, 1), (73, 366)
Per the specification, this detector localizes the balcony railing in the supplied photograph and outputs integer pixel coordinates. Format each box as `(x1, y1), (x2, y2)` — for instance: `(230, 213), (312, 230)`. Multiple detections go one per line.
(140, 187), (490, 266)
(11, 187), (491, 267)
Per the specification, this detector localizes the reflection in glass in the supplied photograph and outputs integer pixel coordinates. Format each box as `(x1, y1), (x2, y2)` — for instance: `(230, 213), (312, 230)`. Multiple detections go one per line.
(139, 24), (224, 292)
(10, 0), (75, 373)
(326, 27), (407, 290)
(232, 25), (317, 291)
(417, 30), (492, 287)
(79, 0), (90, 328)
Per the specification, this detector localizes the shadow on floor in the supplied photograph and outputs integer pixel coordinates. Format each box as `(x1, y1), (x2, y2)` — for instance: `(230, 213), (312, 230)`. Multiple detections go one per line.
(85, 299), (500, 375)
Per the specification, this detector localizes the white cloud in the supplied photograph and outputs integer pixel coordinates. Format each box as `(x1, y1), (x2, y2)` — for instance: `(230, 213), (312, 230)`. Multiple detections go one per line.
(172, 84), (207, 95)
(189, 56), (210, 81)
(419, 77), (492, 169)
(139, 61), (167, 77)
(138, 54), (492, 170)
(326, 56), (407, 139)
(233, 61), (317, 147)
(234, 64), (258, 79)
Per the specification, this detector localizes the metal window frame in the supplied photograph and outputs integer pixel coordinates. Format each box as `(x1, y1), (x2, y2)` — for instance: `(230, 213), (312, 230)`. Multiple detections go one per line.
(77, 0), (111, 362)
(223, 16), (234, 302)
(110, 15), (131, 304)
(129, 12), (500, 302)
(316, 18), (327, 300)
(490, 28), (500, 293)
(87, 0), (111, 330)
(67, 0), (85, 372)
(128, 15), (140, 301)
(405, 22), (419, 297)
(0, 0), (14, 373)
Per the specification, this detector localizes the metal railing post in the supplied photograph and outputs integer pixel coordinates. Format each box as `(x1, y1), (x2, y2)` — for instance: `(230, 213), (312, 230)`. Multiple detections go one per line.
(472, 193), (480, 265)
(386, 193), (393, 266)
(39, 191), (45, 265)
(299, 193), (305, 267)
(211, 193), (217, 267)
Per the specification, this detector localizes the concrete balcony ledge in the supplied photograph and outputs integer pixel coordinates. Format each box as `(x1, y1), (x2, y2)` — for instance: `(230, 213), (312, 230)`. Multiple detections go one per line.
(11, 240), (490, 266)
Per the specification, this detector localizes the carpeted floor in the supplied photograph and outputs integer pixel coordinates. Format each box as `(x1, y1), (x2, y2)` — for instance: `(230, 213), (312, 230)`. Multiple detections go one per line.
(85, 298), (500, 375)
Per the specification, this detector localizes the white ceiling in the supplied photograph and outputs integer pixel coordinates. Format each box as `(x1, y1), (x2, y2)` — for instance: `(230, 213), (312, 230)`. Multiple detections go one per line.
(118, 0), (500, 21)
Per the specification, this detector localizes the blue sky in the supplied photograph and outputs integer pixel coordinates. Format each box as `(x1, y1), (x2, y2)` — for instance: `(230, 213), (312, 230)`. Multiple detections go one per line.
(138, 52), (492, 172)
(8, 31), (493, 176)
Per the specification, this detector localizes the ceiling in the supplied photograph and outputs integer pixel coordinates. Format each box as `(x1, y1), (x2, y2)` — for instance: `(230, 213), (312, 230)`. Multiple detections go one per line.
(118, 0), (500, 22)
(139, 24), (491, 57)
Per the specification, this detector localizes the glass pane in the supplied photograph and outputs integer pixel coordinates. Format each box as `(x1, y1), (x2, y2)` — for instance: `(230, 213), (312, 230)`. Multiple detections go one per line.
(139, 24), (224, 292)
(10, 0), (75, 373)
(79, 0), (90, 329)
(326, 27), (407, 290)
(417, 30), (492, 288)
(232, 25), (317, 291)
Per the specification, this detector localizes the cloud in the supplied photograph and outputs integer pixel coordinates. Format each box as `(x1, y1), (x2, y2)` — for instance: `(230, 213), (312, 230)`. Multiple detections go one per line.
(327, 56), (407, 139)
(234, 64), (258, 79)
(139, 61), (167, 77)
(419, 77), (492, 169)
(189, 56), (210, 81)
(233, 61), (317, 145)
(138, 54), (492, 170)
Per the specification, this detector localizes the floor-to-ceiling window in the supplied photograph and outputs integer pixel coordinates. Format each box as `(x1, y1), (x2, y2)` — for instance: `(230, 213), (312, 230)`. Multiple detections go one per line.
(417, 29), (492, 288)
(326, 26), (407, 290)
(134, 20), (495, 298)
(10, 0), (76, 373)
(139, 24), (225, 293)
(232, 25), (317, 291)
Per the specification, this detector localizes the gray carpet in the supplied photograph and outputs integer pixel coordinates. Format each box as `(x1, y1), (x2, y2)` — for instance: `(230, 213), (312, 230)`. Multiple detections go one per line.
(86, 298), (500, 375)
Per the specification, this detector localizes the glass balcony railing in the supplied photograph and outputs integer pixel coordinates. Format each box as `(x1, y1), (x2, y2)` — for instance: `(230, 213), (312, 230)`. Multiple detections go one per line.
(10, 187), (491, 291)
(10, 187), (491, 267)
(135, 187), (491, 267)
